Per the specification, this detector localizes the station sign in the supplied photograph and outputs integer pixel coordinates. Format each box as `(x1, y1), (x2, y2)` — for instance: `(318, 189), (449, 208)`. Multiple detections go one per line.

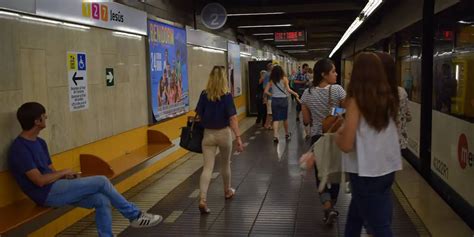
(274, 30), (306, 42)
(36, 0), (147, 35)
(67, 51), (88, 112)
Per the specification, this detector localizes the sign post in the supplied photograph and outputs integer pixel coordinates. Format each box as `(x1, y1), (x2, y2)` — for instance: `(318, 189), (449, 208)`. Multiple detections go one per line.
(67, 52), (88, 111)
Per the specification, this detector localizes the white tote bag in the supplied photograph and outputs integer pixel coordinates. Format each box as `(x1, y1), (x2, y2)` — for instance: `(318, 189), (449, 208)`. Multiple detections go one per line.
(312, 133), (346, 192)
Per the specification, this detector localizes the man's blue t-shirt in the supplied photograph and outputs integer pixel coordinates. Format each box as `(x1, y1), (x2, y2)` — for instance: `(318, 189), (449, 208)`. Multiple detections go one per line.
(263, 72), (272, 94)
(294, 72), (308, 92)
(9, 136), (53, 205)
(196, 92), (237, 129)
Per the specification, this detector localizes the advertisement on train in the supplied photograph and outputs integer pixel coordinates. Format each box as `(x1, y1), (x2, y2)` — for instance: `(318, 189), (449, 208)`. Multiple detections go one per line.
(148, 19), (189, 122)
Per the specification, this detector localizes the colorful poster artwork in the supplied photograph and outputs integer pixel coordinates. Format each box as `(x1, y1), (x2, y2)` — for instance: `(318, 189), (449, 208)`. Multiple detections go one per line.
(148, 19), (189, 122)
(227, 41), (242, 97)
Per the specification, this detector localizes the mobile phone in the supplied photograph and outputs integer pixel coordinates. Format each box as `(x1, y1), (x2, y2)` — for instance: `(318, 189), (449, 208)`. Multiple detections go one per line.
(330, 107), (346, 116)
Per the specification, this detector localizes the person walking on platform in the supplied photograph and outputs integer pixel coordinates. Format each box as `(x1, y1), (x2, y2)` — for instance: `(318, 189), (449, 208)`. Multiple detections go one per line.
(195, 65), (244, 214)
(301, 58), (346, 225)
(256, 70), (267, 127)
(263, 63), (274, 130)
(294, 63), (310, 122)
(335, 52), (402, 237)
(264, 65), (300, 143)
(9, 102), (162, 237)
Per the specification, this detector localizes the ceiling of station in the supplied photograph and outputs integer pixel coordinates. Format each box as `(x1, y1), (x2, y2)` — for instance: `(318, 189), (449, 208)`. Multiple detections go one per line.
(209, 0), (368, 60)
(132, 0), (368, 60)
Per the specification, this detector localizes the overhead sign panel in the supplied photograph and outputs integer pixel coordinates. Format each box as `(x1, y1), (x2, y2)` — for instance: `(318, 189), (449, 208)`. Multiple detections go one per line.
(274, 31), (306, 42)
(36, 0), (147, 35)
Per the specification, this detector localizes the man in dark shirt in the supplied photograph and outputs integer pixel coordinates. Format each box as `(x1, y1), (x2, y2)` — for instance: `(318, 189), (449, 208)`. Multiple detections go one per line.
(9, 102), (163, 237)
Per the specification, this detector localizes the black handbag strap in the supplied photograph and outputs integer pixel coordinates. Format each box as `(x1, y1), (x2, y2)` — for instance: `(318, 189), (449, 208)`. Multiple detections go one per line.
(274, 81), (287, 96)
(327, 85), (333, 116)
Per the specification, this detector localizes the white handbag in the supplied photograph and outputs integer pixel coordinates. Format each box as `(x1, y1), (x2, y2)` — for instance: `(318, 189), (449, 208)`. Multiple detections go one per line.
(312, 133), (347, 192)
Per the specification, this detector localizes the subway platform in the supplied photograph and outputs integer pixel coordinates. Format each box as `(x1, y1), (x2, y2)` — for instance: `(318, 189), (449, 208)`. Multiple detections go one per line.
(58, 110), (428, 237)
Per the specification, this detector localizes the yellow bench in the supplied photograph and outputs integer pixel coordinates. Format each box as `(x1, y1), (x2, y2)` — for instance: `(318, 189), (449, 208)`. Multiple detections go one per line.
(0, 129), (173, 236)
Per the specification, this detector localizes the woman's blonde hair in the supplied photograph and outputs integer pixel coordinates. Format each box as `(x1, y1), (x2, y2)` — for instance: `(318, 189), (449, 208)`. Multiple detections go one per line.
(205, 65), (229, 101)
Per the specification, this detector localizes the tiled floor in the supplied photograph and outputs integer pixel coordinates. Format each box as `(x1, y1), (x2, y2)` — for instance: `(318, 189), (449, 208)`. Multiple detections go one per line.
(118, 120), (419, 236)
(58, 104), (472, 237)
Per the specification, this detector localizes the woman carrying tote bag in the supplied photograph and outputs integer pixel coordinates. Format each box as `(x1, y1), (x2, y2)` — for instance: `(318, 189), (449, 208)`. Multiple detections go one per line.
(300, 58), (346, 225)
(195, 66), (244, 214)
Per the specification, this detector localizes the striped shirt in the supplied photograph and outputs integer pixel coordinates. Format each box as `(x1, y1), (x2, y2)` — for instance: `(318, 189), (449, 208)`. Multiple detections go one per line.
(301, 84), (346, 136)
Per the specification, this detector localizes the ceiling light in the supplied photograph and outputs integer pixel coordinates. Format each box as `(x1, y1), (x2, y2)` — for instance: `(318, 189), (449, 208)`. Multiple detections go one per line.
(21, 15), (62, 25)
(253, 33), (274, 36)
(0, 10), (20, 17)
(112, 31), (142, 40)
(63, 22), (90, 30)
(458, 20), (474, 24)
(329, 0), (383, 58)
(238, 24), (292, 29)
(262, 38), (274, 41)
(228, 12), (285, 16)
(240, 52), (251, 57)
(308, 48), (331, 51)
(284, 50), (308, 53)
(276, 44), (305, 48)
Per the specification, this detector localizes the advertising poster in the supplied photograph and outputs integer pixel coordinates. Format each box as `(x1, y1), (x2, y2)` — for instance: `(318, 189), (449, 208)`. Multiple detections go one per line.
(227, 41), (242, 97)
(148, 19), (189, 122)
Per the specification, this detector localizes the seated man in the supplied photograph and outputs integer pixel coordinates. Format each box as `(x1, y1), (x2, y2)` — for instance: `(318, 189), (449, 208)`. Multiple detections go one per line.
(9, 102), (162, 237)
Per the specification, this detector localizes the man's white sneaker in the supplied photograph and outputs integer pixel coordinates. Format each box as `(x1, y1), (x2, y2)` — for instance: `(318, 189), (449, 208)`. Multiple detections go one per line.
(130, 212), (163, 228)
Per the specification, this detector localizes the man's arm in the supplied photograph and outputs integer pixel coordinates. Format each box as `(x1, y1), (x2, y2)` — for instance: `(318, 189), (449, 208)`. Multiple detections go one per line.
(25, 168), (75, 187)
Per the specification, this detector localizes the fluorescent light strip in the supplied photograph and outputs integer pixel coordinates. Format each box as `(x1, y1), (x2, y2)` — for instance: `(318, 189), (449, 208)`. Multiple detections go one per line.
(228, 12), (285, 16)
(238, 24), (292, 28)
(192, 46), (225, 54)
(284, 50), (308, 53)
(252, 33), (274, 36)
(21, 15), (62, 25)
(63, 22), (90, 30)
(240, 52), (251, 56)
(329, 0), (383, 57)
(112, 31), (142, 39)
(308, 48), (331, 51)
(458, 20), (474, 24)
(276, 44), (305, 48)
(262, 38), (274, 41)
(0, 10), (20, 17)
(0, 11), (90, 30)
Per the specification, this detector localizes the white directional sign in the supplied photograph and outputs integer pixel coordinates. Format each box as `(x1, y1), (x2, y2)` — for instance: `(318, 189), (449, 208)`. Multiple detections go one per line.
(67, 52), (88, 111)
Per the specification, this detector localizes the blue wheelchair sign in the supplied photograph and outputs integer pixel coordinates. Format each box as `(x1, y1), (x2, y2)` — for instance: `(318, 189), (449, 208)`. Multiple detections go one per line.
(77, 53), (86, 71)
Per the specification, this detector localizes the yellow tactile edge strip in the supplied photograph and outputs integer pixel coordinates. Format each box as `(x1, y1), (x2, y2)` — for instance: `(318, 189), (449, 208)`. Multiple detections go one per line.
(392, 182), (432, 237)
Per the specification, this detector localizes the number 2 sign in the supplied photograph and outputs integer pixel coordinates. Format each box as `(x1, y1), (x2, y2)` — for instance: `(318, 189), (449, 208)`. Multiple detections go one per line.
(200, 3), (227, 30)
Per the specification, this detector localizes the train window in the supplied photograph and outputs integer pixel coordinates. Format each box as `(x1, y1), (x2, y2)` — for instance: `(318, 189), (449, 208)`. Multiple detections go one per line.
(398, 22), (423, 104)
(433, 0), (474, 121)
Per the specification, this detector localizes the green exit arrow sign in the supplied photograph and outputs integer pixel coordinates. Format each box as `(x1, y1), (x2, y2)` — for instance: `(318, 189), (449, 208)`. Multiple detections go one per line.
(106, 68), (114, 87)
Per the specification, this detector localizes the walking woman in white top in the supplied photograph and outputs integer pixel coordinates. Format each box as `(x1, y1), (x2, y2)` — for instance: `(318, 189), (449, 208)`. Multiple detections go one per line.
(335, 52), (402, 237)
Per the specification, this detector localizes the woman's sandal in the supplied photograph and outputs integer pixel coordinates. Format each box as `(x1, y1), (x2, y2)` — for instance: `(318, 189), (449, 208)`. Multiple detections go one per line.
(273, 137), (279, 143)
(285, 133), (292, 141)
(198, 199), (211, 214)
(225, 188), (235, 200)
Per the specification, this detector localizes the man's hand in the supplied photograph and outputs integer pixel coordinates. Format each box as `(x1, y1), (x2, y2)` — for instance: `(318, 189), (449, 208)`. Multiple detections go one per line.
(64, 171), (81, 179)
(62, 169), (80, 179)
